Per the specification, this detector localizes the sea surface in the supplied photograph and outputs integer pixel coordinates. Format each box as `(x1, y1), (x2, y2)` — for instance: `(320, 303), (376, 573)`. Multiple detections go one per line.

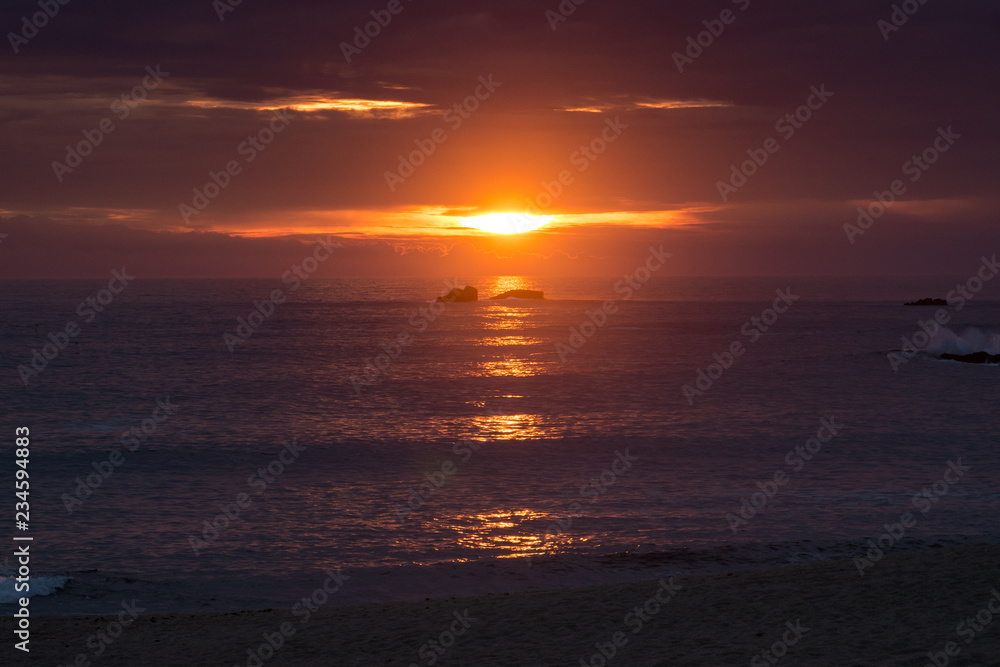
(0, 276), (998, 616)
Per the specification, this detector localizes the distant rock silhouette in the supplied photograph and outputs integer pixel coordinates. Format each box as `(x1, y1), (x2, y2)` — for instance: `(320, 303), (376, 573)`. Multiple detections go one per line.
(904, 298), (948, 306)
(436, 285), (478, 303)
(489, 289), (545, 300)
(940, 352), (1000, 364)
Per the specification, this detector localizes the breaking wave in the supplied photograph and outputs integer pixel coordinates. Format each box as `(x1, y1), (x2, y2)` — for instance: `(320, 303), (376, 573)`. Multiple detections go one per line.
(906, 327), (1000, 356)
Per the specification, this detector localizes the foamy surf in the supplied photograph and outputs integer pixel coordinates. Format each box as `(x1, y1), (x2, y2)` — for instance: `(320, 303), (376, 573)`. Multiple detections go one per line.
(0, 575), (68, 603)
(908, 326), (1000, 356)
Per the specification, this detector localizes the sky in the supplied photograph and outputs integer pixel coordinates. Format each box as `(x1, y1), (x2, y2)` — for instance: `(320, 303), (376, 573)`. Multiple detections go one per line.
(0, 0), (997, 278)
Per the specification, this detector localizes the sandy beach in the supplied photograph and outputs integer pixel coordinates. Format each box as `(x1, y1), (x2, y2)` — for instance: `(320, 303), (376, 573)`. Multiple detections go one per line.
(8, 543), (999, 666)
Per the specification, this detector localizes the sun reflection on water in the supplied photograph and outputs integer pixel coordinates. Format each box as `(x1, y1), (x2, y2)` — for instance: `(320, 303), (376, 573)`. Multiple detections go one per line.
(468, 412), (550, 440)
(480, 310), (534, 329)
(478, 335), (538, 347)
(476, 359), (546, 378)
(453, 509), (551, 558)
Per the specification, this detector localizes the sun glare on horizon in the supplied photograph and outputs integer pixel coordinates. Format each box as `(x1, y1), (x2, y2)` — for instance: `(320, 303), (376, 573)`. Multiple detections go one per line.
(463, 213), (553, 234)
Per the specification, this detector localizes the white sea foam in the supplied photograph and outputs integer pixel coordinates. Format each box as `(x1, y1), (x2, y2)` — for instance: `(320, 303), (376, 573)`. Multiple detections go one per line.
(0, 575), (68, 603)
(917, 326), (1000, 356)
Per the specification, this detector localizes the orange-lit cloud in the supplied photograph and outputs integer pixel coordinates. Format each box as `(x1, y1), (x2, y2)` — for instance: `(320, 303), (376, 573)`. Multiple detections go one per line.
(185, 95), (434, 118)
(561, 98), (732, 113)
(194, 206), (709, 239)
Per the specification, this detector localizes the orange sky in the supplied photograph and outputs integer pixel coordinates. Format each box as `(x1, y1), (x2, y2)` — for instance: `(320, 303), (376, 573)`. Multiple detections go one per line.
(0, 0), (997, 277)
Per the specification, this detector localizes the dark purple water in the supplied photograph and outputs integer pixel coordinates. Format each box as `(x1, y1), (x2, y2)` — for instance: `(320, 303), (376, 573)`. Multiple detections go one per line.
(1, 276), (998, 615)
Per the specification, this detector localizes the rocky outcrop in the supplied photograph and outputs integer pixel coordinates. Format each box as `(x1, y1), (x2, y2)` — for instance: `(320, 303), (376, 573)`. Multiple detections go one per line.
(940, 352), (1000, 364)
(904, 298), (948, 306)
(436, 285), (478, 303)
(489, 289), (545, 300)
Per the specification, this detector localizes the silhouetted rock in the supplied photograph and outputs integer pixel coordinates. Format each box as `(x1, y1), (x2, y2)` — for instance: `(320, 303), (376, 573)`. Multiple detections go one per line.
(940, 352), (1000, 364)
(436, 285), (478, 303)
(904, 298), (948, 306)
(489, 289), (544, 300)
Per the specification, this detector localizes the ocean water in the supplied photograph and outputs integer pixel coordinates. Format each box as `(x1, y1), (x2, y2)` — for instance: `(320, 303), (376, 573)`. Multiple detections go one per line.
(0, 276), (998, 616)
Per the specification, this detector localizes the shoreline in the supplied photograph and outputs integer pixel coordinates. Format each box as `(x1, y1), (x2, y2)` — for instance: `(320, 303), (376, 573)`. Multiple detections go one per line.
(4, 543), (999, 665)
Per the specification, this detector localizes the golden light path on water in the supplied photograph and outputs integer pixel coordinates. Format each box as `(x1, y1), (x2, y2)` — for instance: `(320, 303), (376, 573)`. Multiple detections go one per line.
(475, 280), (548, 379)
(451, 509), (583, 559)
(430, 274), (578, 558)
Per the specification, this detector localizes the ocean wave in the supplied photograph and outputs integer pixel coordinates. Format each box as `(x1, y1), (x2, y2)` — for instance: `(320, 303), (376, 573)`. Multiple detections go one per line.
(912, 326), (1000, 356)
(0, 575), (68, 603)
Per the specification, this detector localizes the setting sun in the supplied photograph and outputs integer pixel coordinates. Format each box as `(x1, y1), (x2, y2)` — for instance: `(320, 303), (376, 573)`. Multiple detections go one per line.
(463, 213), (553, 234)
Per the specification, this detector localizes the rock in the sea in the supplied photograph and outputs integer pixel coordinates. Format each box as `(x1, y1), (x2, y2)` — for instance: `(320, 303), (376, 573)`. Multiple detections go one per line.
(940, 352), (1000, 364)
(489, 289), (544, 300)
(436, 285), (478, 303)
(904, 298), (948, 306)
